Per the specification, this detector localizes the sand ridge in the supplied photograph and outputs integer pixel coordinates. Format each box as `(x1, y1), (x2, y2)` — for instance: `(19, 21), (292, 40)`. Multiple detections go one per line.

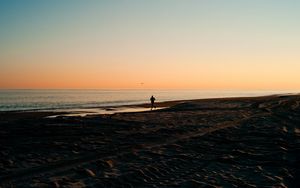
(0, 95), (299, 187)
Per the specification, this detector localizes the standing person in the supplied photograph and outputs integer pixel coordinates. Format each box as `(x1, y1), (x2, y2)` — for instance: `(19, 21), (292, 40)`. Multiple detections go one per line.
(150, 95), (156, 110)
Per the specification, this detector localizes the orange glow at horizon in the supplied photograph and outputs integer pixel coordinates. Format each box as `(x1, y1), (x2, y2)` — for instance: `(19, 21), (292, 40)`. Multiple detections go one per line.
(1, 54), (299, 90)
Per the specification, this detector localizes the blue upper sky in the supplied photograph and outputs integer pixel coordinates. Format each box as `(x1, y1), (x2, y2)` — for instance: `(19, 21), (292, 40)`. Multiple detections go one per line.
(1, 0), (300, 89)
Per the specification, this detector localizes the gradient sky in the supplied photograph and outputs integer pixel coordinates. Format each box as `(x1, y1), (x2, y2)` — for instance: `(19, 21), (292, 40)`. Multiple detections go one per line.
(1, 0), (300, 90)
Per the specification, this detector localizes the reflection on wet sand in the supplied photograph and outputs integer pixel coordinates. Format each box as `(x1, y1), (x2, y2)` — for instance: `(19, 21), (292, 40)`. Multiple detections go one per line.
(45, 107), (167, 118)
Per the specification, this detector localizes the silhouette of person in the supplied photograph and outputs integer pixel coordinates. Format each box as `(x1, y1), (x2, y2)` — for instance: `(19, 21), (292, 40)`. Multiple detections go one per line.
(150, 95), (156, 110)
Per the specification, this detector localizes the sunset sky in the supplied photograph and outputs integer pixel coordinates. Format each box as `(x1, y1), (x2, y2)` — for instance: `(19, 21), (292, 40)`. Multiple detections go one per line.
(1, 0), (300, 90)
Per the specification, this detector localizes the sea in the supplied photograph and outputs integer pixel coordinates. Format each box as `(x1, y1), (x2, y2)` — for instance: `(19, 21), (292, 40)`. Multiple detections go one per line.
(0, 89), (297, 112)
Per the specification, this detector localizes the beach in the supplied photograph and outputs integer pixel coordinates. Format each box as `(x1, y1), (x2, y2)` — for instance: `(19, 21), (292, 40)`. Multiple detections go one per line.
(0, 95), (299, 187)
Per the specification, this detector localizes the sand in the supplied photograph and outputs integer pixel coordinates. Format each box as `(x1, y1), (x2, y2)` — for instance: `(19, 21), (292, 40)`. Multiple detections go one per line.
(0, 95), (299, 187)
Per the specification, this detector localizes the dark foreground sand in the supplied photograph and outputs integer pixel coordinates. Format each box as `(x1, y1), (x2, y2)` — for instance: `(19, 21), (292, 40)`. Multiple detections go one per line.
(0, 95), (299, 187)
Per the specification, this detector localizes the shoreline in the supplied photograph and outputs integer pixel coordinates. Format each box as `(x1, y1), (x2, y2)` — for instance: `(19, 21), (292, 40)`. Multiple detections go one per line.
(1, 90), (298, 113)
(1, 93), (298, 117)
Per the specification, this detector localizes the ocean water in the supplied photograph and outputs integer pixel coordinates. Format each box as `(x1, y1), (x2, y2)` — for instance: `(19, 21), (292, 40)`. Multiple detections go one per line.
(0, 89), (296, 112)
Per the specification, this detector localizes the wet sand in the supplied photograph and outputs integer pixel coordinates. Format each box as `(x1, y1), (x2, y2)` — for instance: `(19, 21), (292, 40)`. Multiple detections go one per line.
(0, 95), (299, 187)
